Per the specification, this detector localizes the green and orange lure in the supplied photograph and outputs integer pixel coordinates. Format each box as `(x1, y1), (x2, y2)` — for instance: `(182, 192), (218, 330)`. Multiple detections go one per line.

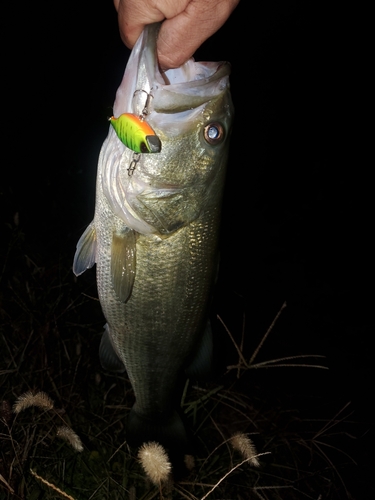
(109, 113), (162, 154)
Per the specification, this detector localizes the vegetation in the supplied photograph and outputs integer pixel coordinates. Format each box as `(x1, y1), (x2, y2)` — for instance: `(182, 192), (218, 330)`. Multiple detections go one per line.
(0, 219), (367, 499)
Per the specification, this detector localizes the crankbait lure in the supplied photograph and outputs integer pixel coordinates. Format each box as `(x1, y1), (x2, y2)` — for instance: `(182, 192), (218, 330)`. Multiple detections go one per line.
(110, 113), (162, 154)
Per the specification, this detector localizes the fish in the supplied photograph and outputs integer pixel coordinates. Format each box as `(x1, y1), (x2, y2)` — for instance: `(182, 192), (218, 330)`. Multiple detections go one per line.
(73, 23), (234, 453)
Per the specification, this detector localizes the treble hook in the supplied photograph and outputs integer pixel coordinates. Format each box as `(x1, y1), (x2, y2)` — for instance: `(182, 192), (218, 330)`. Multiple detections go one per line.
(133, 89), (154, 119)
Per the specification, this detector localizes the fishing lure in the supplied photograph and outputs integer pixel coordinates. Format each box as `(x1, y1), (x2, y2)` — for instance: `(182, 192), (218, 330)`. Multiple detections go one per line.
(110, 113), (161, 154)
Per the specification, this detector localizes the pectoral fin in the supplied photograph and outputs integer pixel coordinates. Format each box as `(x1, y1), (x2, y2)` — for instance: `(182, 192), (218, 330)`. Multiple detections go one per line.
(111, 228), (136, 302)
(73, 222), (97, 276)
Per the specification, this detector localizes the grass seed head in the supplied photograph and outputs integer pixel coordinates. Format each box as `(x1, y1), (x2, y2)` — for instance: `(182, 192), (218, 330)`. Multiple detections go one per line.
(138, 442), (172, 485)
(230, 433), (260, 467)
(56, 425), (84, 452)
(13, 391), (54, 414)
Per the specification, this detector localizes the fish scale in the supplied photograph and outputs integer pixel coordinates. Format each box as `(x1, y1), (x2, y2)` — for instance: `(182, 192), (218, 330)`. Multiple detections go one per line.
(97, 208), (219, 416)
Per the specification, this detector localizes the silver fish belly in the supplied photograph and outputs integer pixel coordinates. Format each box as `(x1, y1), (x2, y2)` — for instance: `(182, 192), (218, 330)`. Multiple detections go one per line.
(73, 23), (234, 451)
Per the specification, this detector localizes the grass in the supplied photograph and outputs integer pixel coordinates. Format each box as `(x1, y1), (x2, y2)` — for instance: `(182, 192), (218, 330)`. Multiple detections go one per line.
(0, 219), (367, 499)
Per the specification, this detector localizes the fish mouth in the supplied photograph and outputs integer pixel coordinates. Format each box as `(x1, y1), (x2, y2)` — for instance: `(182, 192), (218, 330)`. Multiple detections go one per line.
(113, 23), (231, 120)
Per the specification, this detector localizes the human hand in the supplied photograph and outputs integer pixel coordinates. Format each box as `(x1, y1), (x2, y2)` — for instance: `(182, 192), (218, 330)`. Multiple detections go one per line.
(113, 0), (239, 70)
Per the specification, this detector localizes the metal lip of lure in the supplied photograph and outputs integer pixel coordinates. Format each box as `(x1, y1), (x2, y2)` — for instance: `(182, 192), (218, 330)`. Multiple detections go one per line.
(110, 113), (162, 154)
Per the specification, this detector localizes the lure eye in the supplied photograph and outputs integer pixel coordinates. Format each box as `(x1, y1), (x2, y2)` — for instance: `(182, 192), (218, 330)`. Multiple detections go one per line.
(203, 122), (224, 145)
(140, 142), (149, 153)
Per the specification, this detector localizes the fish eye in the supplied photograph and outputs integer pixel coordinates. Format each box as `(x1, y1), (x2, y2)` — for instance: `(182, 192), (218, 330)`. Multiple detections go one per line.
(203, 122), (224, 145)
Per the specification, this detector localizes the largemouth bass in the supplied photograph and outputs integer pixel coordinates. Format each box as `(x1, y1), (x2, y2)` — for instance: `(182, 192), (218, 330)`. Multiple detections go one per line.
(73, 23), (233, 452)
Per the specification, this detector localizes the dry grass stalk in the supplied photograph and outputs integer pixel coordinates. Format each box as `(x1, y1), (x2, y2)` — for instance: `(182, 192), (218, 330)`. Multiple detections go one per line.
(13, 391), (54, 414)
(56, 425), (84, 452)
(200, 454), (270, 500)
(0, 473), (14, 494)
(30, 469), (76, 499)
(248, 301), (287, 365)
(221, 301), (328, 375)
(138, 442), (172, 486)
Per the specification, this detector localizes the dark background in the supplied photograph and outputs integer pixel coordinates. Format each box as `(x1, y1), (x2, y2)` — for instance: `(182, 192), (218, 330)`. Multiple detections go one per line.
(1, 1), (372, 497)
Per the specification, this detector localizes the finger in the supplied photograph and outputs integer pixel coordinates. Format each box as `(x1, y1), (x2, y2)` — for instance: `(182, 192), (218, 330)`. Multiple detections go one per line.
(114, 0), (161, 48)
(114, 0), (190, 49)
(157, 0), (239, 69)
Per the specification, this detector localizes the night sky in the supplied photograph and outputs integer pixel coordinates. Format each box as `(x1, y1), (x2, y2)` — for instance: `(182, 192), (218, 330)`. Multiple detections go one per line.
(2, 1), (373, 497)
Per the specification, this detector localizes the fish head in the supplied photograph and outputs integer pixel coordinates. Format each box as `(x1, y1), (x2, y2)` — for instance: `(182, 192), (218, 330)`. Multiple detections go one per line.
(102, 23), (234, 235)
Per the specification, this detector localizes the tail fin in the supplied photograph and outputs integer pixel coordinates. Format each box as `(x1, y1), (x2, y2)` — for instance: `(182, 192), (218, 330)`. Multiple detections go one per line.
(185, 320), (214, 381)
(126, 407), (189, 456)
